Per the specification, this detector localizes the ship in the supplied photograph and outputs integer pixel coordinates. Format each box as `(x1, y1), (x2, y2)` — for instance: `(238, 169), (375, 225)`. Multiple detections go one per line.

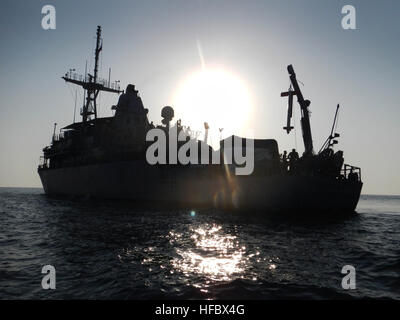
(38, 26), (363, 214)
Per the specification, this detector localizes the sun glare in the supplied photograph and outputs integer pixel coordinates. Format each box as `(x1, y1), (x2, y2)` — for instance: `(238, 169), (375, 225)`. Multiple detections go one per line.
(173, 68), (253, 143)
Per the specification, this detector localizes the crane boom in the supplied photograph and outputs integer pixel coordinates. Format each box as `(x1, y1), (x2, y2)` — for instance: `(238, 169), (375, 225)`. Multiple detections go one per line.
(281, 65), (314, 156)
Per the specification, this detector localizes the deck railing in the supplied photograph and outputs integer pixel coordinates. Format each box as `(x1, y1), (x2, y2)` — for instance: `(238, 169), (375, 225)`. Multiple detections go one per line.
(64, 71), (121, 91)
(341, 164), (362, 182)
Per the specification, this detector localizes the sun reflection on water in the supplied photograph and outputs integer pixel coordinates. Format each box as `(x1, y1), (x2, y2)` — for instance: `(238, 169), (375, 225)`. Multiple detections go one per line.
(118, 222), (280, 293)
(171, 224), (246, 282)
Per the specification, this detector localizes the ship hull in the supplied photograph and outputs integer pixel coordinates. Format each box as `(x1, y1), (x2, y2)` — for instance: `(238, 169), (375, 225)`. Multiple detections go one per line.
(38, 160), (224, 206)
(38, 161), (362, 214)
(227, 175), (362, 214)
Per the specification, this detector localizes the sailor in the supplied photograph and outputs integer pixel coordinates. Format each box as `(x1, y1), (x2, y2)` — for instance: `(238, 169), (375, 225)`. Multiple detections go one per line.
(320, 147), (334, 158)
(288, 148), (299, 161)
(116, 84), (147, 115)
(348, 168), (358, 182)
(288, 148), (299, 172)
(281, 150), (288, 171)
(282, 150), (287, 161)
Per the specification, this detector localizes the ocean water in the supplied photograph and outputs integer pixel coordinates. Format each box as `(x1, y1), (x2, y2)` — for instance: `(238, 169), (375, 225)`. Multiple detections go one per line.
(0, 188), (399, 300)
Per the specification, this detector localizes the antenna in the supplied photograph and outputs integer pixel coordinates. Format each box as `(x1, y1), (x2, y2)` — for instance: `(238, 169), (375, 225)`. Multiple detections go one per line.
(204, 122), (210, 144)
(52, 123), (57, 143)
(330, 104), (340, 140)
(73, 88), (77, 123)
(62, 26), (123, 123)
(318, 104), (340, 154)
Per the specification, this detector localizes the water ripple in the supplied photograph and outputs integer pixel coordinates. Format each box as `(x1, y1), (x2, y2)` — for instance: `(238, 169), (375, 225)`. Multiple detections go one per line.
(0, 188), (399, 299)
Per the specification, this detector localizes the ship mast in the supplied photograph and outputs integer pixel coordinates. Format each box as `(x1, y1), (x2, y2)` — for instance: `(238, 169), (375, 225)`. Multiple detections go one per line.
(281, 65), (314, 156)
(62, 26), (123, 123)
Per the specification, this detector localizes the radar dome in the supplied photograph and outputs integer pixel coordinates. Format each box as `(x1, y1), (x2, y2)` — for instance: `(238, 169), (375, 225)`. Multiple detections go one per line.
(161, 106), (174, 126)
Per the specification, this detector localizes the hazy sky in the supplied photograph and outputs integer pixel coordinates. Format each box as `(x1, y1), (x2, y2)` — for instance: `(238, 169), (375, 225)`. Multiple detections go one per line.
(0, 0), (399, 195)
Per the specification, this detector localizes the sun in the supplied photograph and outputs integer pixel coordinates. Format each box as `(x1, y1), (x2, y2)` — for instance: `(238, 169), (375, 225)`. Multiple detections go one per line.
(172, 68), (253, 144)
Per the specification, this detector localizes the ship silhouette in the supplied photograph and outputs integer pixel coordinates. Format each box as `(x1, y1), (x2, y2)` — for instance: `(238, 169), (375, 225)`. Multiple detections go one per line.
(38, 26), (363, 214)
